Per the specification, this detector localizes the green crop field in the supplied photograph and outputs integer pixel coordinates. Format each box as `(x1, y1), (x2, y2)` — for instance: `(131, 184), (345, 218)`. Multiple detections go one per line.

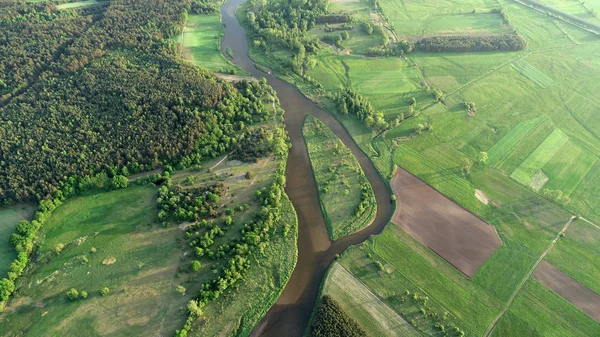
(303, 115), (376, 240)
(375, 0), (511, 36)
(510, 128), (569, 187)
(511, 58), (556, 88)
(321, 262), (420, 337)
(0, 206), (35, 276)
(542, 140), (597, 196)
(0, 186), (194, 336)
(487, 116), (545, 166)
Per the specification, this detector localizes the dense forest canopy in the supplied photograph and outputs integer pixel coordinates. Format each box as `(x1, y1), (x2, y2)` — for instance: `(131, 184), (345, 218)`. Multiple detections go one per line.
(0, 0), (271, 204)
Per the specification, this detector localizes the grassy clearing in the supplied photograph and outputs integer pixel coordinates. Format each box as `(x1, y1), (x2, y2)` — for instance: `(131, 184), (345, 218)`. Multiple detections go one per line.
(175, 14), (244, 74)
(322, 262), (419, 337)
(491, 279), (600, 337)
(0, 186), (193, 336)
(303, 114), (376, 240)
(56, 0), (107, 9)
(510, 128), (569, 186)
(511, 58), (556, 89)
(0, 206), (35, 276)
(546, 219), (600, 295)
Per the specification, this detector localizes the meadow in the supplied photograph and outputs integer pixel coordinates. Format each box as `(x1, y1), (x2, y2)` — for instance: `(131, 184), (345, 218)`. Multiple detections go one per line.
(0, 186), (193, 336)
(174, 14), (245, 74)
(303, 115), (376, 240)
(321, 262), (419, 337)
(0, 206), (35, 276)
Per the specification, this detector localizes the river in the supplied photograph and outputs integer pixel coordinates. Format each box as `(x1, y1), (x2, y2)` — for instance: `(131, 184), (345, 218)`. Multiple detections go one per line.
(219, 0), (394, 335)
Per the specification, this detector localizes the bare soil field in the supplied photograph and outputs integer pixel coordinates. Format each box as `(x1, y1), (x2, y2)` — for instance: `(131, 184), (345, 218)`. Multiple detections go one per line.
(391, 168), (501, 277)
(533, 261), (600, 321)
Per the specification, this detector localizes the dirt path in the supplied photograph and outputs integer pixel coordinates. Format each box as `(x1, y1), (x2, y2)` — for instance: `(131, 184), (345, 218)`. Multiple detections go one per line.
(210, 153), (230, 170)
(483, 215), (576, 337)
(579, 216), (600, 231)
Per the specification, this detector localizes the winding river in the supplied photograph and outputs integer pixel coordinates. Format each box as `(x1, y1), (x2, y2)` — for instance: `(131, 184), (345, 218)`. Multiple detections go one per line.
(220, 1), (394, 335)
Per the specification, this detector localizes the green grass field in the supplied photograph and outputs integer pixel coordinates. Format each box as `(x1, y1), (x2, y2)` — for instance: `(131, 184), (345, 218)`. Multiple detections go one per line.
(303, 115), (376, 240)
(510, 128), (569, 187)
(487, 116), (545, 166)
(376, 0), (511, 36)
(174, 14), (241, 73)
(0, 205), (35, 276)
(0, 186), (194, 336)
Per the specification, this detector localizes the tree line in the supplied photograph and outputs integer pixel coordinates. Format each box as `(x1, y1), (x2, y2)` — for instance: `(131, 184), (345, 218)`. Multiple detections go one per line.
(415, 35), (526, 53)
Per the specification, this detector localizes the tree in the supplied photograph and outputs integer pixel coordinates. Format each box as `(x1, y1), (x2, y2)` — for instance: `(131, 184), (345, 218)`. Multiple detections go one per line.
(341, 31), (350, 40)
(462, 158), (473, 176)
(479, 151), (488, 165)
(101, 287), (110, 296)
(364, 22), (373, 35)
(107, 175), (129, 190)
(0, 278), (15, 301)
(81, 291), (88, 299)
(190, 260), (201, 272)
(67, 288), (80, 300)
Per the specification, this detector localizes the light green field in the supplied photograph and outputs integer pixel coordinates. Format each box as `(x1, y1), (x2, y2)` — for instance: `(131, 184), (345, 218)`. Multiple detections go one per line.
(511, 58), (556, 88)
(321, 262), (420, 337)
(175, 15), (239, 73)
(56, 0), (108, 9)
(303, 115), (376, 240)
(542, 140), (597, 196)
(510, 128), (569, 186)
(376, 0), (511, 36)
(0, 186), (193, 337)
(487, 116), (545, 166)
(491, 279), (600, 337)
(541, 0), (600, 25)
(0, 206), (35, 276)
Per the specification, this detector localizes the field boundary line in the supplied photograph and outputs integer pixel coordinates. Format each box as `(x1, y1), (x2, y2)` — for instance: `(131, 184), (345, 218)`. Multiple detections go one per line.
(579, 217), (600, 231)
(483, 215), (576, 337)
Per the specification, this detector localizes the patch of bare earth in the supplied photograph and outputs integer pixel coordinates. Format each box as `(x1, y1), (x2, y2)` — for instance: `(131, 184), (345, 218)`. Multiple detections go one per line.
(534, 261), (600, 321)
(391, 168), (501, 277)
(475, 189), (489, 205)
(102, 257), (116, 265)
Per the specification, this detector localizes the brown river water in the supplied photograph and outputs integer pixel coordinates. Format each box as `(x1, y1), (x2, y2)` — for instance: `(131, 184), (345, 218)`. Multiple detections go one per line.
(220, 0), (394, 335)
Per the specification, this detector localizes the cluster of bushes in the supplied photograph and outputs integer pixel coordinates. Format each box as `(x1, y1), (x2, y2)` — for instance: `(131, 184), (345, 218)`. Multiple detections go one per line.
(322, 31), (351, 48)
(332, 89), (387, 130)
(308, 295), (365, 337)
(157, 183), (226, 223)
(230, 127), (276, 162)
(415, 35), (526, 53)
(542, 188), (570, 204)
(366, 39), (413, 57)
(316, 14), (351, 24)
(323, 23), (352, 32)
(186, 0), (218, 14)
(398, 290), (465, 336)
(355, 176), (375, 217)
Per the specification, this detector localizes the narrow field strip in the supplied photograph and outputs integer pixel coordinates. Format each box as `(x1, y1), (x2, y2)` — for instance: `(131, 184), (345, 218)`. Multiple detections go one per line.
(510, 128), (569, 186)
(324, 263), (420, 337)
(488, 116), (546, 166)
(511, 58), (557, 88)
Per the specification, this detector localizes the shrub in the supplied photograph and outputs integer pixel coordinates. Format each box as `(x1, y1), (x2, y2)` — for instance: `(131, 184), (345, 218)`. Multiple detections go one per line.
(101, 287), (110, 296)
(67, 288), (79, 300)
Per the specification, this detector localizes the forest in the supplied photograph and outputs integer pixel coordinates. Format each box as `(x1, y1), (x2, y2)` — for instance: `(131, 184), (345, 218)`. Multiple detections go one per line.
(0, 0), (275, 204)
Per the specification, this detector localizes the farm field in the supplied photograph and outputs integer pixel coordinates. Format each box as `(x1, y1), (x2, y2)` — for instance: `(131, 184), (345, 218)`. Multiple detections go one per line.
(533, 261), (600, 321)
(390, 168), (500, 277)
(375, 0), (511, 37)
(0, 206), (35, 276)
(320, 262), (419, 337)
(303, 115), (376, 240)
